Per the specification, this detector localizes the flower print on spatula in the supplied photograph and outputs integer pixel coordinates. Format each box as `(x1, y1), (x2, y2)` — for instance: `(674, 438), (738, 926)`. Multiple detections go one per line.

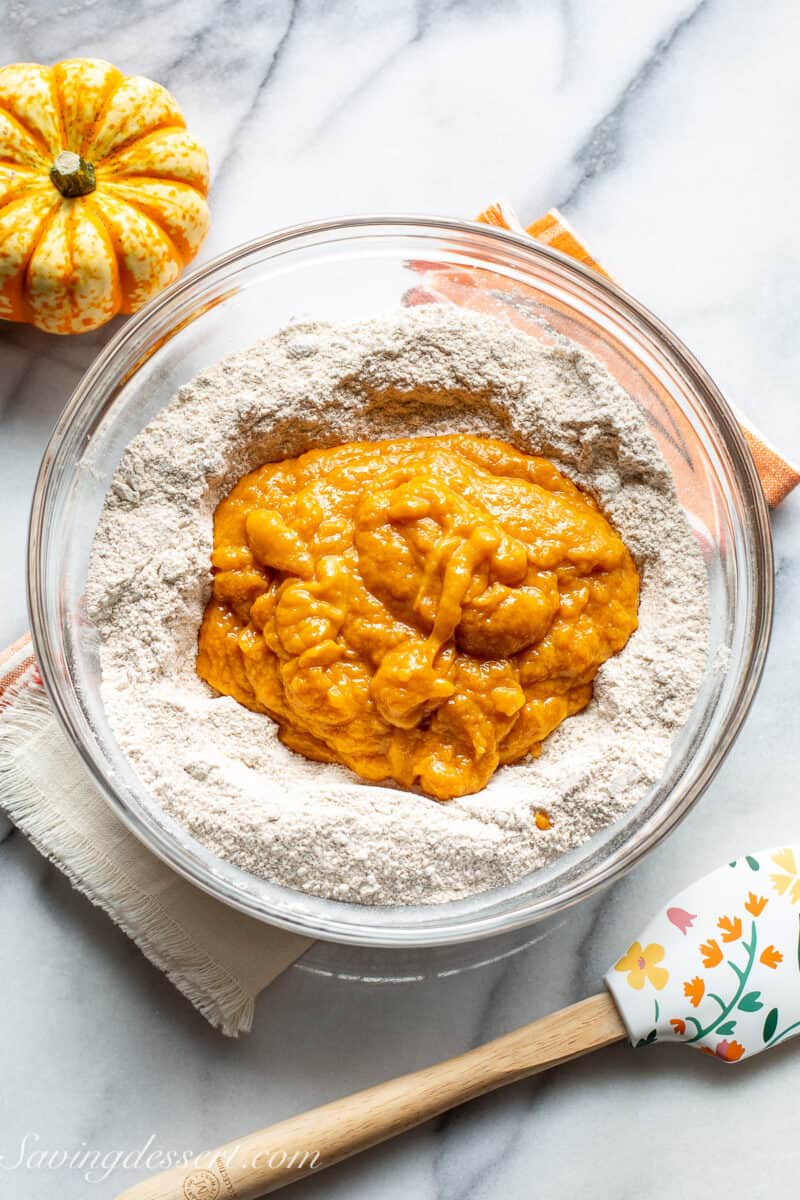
(613, 942), (669, 991)
(604, 848), (800, 1062)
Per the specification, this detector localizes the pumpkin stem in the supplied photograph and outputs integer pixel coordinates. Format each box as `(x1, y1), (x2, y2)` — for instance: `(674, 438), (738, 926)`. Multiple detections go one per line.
(50, 151), (96, 198)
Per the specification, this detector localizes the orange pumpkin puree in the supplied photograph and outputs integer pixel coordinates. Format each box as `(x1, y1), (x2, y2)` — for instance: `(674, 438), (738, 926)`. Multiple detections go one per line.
(197, 436), (640, 801)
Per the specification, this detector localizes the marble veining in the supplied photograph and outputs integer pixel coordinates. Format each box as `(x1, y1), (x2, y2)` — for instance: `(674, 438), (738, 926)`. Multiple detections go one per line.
(2, 2), (800, 1197)
(558, 0), (711, 208)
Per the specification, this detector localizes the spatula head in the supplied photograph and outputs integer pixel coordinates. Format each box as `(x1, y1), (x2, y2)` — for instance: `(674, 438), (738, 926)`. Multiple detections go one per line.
(604, 846), (800, 1062)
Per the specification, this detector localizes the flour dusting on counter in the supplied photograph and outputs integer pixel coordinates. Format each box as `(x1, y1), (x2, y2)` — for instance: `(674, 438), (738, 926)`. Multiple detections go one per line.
(86, 306), (708, 905)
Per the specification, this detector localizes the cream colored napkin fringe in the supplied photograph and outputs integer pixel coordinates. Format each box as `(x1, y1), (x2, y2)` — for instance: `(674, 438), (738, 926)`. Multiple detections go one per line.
(0, 666), (311, 1036)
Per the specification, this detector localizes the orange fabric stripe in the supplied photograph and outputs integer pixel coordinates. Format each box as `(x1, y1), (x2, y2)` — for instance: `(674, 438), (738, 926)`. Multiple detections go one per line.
(741, 426), (800, 508)
(0, 634), (35, 710)
(526, 210), (609, 279)
(475, 201), (525, 233)
(0, 632), (32, 673)
(0, 657), (35, 709)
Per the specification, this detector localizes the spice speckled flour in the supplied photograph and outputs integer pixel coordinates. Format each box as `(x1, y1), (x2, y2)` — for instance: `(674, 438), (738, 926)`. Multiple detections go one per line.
(86, 307), (709, 905)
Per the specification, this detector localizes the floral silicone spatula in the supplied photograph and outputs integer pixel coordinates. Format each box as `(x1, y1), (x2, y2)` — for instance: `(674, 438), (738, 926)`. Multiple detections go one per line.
(117, 847), (800, 1200)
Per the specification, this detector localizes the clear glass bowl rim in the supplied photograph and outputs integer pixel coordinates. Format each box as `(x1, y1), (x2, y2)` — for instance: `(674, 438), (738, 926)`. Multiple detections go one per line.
(27, 214), (774, 947)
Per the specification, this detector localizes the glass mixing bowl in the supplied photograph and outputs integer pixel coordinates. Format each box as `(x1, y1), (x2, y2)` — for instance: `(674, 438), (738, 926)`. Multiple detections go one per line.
(28, 216), (773, 947)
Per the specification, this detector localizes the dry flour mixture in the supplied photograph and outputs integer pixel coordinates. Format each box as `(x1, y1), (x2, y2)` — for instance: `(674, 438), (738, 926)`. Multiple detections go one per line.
(86, 307), (708, 905)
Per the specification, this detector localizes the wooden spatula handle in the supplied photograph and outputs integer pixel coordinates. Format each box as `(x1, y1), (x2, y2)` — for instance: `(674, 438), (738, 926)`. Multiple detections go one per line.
(116, 991), (624, 1200)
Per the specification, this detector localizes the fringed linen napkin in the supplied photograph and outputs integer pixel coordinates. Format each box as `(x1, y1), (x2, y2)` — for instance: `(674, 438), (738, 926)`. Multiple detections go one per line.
(1, 207), (797, 1037)
(0, 637), (312, 1036)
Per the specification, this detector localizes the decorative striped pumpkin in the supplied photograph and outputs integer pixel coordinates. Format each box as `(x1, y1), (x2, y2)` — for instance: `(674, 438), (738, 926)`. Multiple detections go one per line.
(0, 58), (210, 334)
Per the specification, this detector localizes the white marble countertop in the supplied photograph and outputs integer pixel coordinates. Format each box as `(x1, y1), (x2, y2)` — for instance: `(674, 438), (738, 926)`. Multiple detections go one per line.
(2, 3), (800, 1197)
